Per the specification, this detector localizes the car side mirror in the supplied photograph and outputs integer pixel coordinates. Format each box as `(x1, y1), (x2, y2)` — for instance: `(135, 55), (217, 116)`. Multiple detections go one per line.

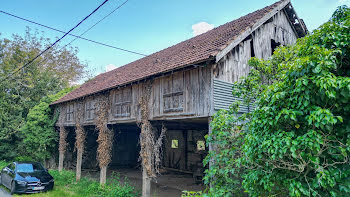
(3, 167), (8, 172)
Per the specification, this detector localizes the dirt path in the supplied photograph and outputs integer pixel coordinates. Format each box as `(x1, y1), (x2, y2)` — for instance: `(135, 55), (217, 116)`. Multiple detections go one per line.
(82, 168), (204, 197)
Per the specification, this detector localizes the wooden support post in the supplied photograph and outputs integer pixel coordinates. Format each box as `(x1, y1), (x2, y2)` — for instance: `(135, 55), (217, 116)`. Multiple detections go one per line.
(58, 152), (64, 172)
(75, 118), (85, 182)
(58, 125), (67, 172)
(208, 117), (215, 188)
(142, 166), (151, 197)
(76, 147), (83, 181)
(100, 166), (107, 185)
(208, 117), (214, 168)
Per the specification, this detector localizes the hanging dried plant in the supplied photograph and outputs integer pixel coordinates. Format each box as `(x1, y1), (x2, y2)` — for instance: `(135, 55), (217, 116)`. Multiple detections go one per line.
(75, 101), (85, 152)
(75, 101), (86, 181)
(138, 82), (166, 178)
(58, 105), (68, 171)
(58, 106), (68, 154)
(94, 95), (114, 168)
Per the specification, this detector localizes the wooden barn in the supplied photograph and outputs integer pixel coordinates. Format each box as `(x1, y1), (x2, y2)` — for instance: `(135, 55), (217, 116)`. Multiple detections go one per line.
(51, 0), (307, 195)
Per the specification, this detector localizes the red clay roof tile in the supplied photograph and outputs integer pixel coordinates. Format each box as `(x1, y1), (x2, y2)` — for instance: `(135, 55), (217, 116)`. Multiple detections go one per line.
(52, 0), (285, 105)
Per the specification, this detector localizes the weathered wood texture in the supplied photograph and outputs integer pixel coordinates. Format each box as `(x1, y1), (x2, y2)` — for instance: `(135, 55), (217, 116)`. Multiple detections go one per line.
(214, 10), (297, 83)
(57, 66), (212, 126)
(163, 129), (207, 172)
(55, 11), (297, 126)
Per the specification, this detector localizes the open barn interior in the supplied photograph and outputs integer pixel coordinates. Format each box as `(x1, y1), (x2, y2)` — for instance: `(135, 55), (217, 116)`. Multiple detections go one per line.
(60, 118), (208, 194)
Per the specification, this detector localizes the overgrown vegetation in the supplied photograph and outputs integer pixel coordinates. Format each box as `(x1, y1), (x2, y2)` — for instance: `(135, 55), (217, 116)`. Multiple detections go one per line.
(94, 95), (114, 184)
(204, 6), (350, 197)
(0, 28), (86, 161)
(19, 87), (76, 162)
(0, 160), (7, 170)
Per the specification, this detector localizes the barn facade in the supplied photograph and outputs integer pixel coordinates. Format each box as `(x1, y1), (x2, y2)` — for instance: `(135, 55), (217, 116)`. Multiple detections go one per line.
(51, 0), (307, 194)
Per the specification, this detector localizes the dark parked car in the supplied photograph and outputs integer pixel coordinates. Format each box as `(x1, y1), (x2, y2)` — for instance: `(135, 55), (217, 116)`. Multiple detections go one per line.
(0, 161), (54, 194)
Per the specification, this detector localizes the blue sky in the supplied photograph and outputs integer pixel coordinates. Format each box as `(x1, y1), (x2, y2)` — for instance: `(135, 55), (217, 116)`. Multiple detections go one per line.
(1, 0), (349, 82)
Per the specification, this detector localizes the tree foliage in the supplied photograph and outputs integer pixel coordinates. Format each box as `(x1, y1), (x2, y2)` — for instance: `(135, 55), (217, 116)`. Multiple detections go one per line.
(19, 87), (76, 162)
(204, 6), (350, 197)
(0, 28), (86, 160)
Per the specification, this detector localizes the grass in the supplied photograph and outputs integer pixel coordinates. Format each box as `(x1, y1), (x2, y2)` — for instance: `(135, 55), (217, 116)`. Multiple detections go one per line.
(0, 160), (7, 170)
(0, 161), (140, 197)
(25, 170), (140, 197)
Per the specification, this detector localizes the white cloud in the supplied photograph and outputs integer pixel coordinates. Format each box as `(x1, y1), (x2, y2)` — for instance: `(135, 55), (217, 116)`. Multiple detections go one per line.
(192, 22), (214, 36)
(105, 64), (117, 72)
(338, 0), (350, 5)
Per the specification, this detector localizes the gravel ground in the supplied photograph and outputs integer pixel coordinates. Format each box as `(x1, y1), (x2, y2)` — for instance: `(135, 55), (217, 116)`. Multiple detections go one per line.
(0, 187), (11, 197)
(0, 175), (11, 197)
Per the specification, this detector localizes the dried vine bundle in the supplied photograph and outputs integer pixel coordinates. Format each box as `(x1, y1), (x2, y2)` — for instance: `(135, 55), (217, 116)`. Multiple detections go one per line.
(58, 106), (68, 171)
(58, 125), (68, 152)
(58, 106), (68, 153)
(138, 83), (166, 178)
(94, 96), (114, 168)
(75, 102), (86, 181)
(75, 102), (85, 152)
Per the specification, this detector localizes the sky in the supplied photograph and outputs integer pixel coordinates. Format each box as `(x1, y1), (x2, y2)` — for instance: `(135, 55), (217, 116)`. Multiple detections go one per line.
(1, 0), (349, 82)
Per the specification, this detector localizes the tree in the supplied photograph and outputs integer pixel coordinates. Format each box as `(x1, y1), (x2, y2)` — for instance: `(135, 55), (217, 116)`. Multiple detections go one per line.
(204, 6), (350, 197)
(0, 28), (87, 160)
(19, 87), (77, 162)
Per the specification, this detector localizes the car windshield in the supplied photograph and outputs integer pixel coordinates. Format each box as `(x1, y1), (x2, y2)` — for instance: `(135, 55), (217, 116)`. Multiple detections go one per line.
(17, 163), (45, 173)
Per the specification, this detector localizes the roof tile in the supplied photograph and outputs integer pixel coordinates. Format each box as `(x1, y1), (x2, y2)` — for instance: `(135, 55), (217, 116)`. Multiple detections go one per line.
(52, 0), (285, 105)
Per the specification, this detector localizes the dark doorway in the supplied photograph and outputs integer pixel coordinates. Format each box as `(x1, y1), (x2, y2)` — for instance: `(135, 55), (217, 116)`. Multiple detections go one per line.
(111, 124), (140, 168)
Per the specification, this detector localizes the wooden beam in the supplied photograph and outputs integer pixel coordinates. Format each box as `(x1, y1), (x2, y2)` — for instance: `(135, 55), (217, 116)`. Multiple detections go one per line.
(58, 125), (67, 172)
(215, 0), (291, 62)
(76, 148), (83, 181)
(142, 166), (151, 197)
(100, 166), (107, 185)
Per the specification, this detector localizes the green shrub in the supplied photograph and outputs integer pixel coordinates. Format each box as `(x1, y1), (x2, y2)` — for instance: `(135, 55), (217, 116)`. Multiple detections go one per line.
(204, 6), (350, 197)
(0, 160), (8, 170)
(182, 190), (203, 197)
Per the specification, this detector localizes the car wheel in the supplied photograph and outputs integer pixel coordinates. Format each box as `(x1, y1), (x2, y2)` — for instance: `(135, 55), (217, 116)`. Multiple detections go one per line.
(10, 181), (16, 195)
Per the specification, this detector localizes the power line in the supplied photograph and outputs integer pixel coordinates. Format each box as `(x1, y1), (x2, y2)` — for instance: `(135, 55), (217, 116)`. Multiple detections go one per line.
(1, 0), (110, 82)
(0, 0), (146, 57)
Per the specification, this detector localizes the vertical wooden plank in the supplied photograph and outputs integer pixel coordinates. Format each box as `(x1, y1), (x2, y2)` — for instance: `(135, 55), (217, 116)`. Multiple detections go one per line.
(142, 166), (151, 197)
(159, 77), (163, 117)
(76, 147), (83, 181)
(202, 66), (210, 116)
(184, 70), (191, 113)
(198, 67), (204, 115)
(190, 68), (199, 115)
(152, 78), (160, 118)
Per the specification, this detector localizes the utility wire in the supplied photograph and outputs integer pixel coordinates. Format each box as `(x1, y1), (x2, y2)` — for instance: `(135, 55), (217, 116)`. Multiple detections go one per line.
(1, 0), (110, 82)
(0, 0), (146, 57)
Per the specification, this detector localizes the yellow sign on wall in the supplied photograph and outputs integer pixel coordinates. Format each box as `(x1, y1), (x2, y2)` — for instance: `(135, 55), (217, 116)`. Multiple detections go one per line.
(171, 140), (178, 149)
(197, 140), (205, 151)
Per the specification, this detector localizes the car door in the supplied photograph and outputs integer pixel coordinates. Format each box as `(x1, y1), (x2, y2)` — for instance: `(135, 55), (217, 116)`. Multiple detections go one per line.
(2, 163), (15, 188)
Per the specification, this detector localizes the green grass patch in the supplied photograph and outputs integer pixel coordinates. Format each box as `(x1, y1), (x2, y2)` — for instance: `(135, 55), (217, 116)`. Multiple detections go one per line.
(0, 160), (8, 170)
(0, 168), (140, 197)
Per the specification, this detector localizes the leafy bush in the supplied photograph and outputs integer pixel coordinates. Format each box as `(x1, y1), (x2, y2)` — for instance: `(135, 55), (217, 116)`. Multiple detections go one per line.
(0, 160), (8, 170)
(0, 29), (86, 161)
(182, 190), (203, 197)
(204, 6), (350, 197)
(18, 87), (76, 162)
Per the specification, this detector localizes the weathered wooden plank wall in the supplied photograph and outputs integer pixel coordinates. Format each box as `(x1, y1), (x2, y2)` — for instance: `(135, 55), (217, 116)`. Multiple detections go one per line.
(57, 65), (212, 126)
(214, 10), (298, 83)
(56, 10), (297, 126)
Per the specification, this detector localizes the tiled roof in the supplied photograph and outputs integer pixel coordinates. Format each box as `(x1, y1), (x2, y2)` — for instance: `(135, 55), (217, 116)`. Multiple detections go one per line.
(52, 0), (285, 105)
